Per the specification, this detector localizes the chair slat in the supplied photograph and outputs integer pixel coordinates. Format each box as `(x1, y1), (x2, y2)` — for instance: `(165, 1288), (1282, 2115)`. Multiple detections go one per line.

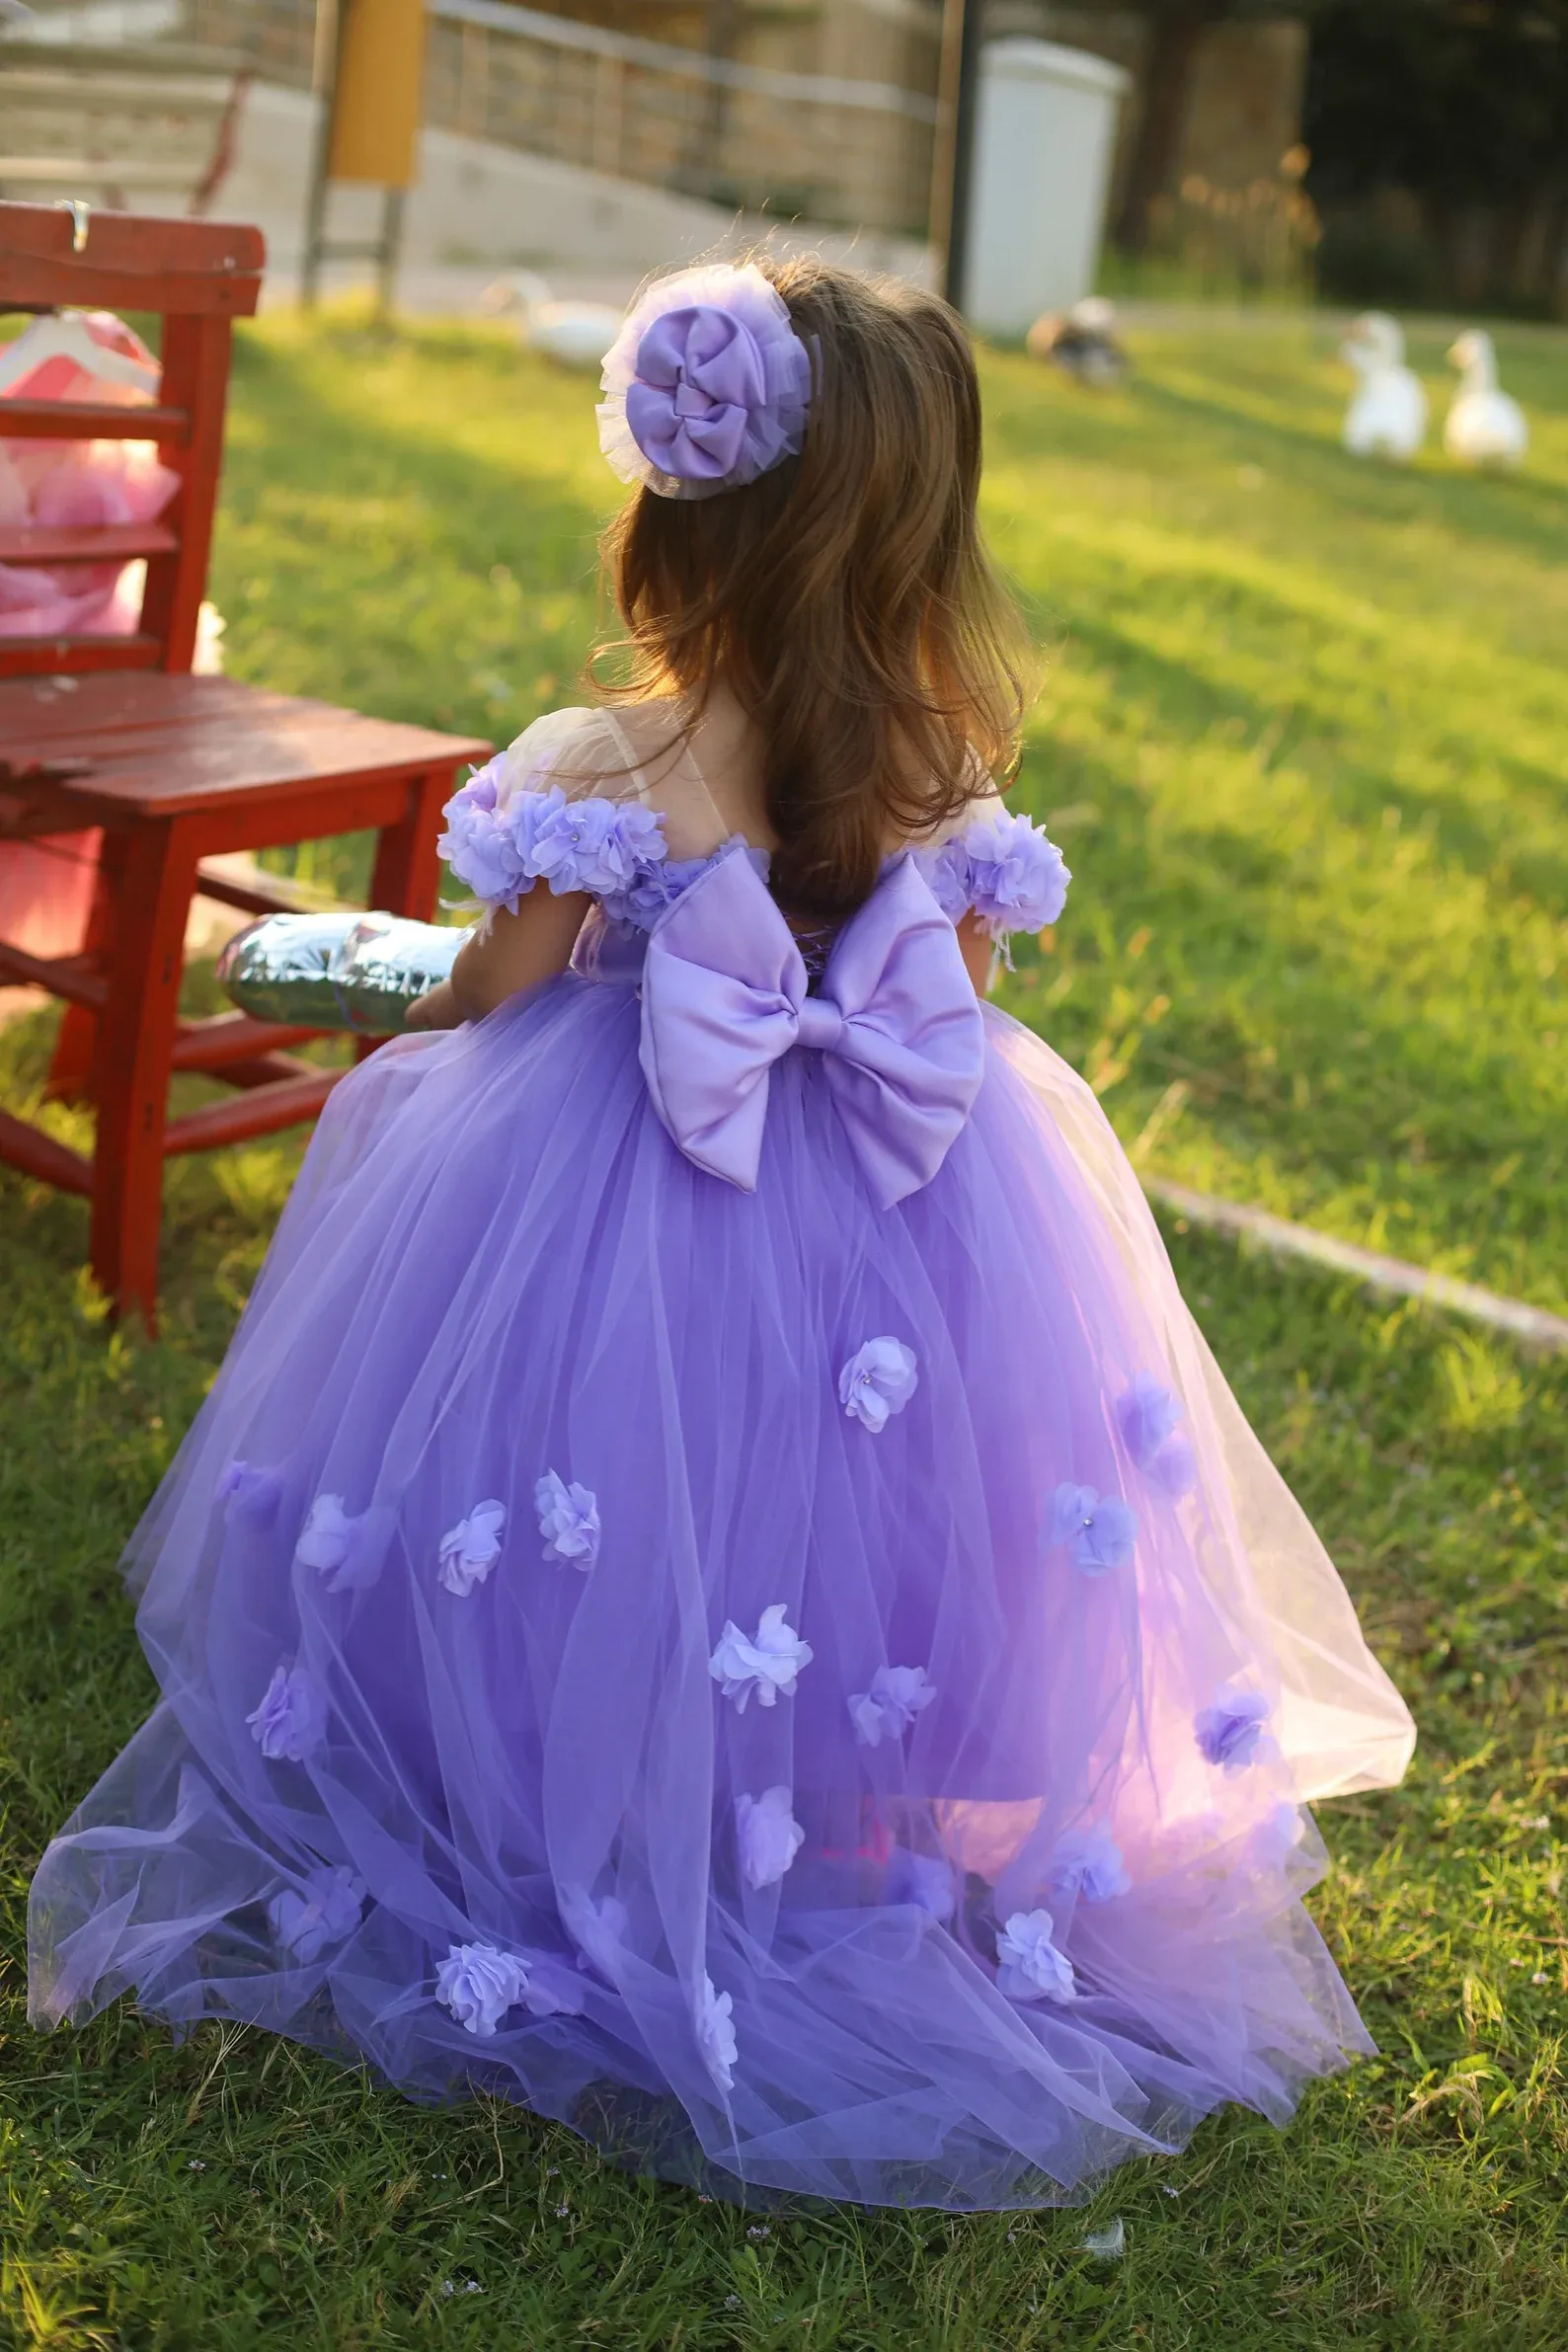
(162, 1067), (343, 1156)
(0, 1107), (92, 1196)
(0, 634), (161, 678)
(0, 400), (190, 443)
(0, 520), (178, 565)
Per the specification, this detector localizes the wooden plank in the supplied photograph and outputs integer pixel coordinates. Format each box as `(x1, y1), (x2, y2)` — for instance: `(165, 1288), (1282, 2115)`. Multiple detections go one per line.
(170, 1013), (323, 1073)
(0, 200), (264, 317)
(141, 309), (230, 670)
(0, 400), (190, 443)
(0, 937), (107, 1008)
(0, 1107), (93, 1197)
(163, 1067), (343, 1155)
(0, 674), (488, 764)
(0, 634), (160, 679)
(0, 673), (288, 740)
(0, 520), (178, 565)
(194, 864), (319, 918)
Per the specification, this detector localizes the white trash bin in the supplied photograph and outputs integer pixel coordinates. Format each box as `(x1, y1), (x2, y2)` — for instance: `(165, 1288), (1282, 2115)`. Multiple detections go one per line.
(964, 39), (1131, 337)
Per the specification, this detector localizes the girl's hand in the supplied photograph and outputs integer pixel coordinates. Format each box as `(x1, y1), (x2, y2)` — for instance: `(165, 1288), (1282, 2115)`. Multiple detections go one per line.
(406, 980), (464, 1031)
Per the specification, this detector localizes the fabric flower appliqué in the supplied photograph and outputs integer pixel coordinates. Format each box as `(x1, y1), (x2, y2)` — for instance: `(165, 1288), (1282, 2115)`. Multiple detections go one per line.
(709, 1604), (813, 1712)
(434, 1942), (576, 2036)
(838, 1338), (918, 1434)
(216, 1458), (281, 1529)
(736, 1786), (805, 1890)
(995, 1909), (1077, 2004)
(1195, 1684), (1270, 1771)
(434, 1942), (530, 2037)
(246, 1658), (328, 1764)
(847, 1663), (936, 1748)
(1049, 1482), (1137, 1575)
(886, 1847), (956, 1921)
(1116, 1373), (1198, 1499)
(437, 773), (669, 916)
(918, 812), (1070, 942)
(293, 1493), (374, 1593)
(600, 262), (812, 496)
(560, 1885), (629, 1979)
(1049, 1828), (1132, 1904)
(535, 1471), (600, 1571)
(435, 764), (523, 910)
(521, 787), (667, 901)
(696, 1972), (739, 2091)
(268, 1864), (365, 1964)
(438, 1500), (507, 1597)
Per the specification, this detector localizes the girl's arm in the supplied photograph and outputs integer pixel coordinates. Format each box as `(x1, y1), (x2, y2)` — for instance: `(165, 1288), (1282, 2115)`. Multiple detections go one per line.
(406, 889), (591, 1030)
(410, 894), (995, 1032)
(955, 910), (997, 996)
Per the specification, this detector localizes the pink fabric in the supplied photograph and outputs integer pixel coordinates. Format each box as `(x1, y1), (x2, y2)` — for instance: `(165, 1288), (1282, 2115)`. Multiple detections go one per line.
(0, 311), (178, 641)
(0, 316), (175, 958)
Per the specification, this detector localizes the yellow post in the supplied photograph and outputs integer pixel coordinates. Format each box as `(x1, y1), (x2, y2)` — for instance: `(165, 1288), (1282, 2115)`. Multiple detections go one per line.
(302, 0), (429, 310)
(328, 0), (428, 188)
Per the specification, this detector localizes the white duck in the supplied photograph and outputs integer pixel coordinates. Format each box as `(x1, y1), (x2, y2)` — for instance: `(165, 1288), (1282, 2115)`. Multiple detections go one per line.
(1340, 312), (1427, 462)
(480, 272), (622, 372)
(1444, 329), (1528, 468)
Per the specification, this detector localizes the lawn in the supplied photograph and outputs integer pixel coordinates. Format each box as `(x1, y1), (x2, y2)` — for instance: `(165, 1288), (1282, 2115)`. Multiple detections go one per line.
(1, 308), (1565, 2349)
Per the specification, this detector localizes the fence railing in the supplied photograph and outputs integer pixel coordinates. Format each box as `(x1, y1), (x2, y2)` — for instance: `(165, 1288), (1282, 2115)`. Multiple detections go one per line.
(179, 0), (938, 238)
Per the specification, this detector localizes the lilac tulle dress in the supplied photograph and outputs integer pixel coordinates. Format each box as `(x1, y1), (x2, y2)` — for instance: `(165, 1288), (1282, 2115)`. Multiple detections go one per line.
(29, 702), (1414, 2211)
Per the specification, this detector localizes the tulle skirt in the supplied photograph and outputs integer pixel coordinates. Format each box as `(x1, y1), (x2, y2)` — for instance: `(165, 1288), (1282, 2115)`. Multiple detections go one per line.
(28, 972), (1413, 2210)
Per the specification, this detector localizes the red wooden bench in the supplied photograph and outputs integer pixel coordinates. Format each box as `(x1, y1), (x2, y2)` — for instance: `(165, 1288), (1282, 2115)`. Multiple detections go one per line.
(0, 202), (489, 1327)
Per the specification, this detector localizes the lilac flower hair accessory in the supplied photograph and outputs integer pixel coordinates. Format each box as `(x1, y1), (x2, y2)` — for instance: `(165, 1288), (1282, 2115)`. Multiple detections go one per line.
(597, 263), (813, 500)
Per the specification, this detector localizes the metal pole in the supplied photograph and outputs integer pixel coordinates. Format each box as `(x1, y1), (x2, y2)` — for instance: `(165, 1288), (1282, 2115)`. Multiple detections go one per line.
(377, 186), (407, 319)
(301, 0), (347, 308)
(941, 0), (983, 313)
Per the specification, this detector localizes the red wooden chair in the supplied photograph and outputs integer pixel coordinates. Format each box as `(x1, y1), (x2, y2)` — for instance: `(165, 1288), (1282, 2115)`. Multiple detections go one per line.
(0, 202), (489, 1326)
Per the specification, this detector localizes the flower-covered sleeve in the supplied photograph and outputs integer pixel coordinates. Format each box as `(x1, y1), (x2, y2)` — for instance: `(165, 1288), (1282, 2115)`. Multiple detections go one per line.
(915, 805), (1070, 945)
(437, 707), (669, 930)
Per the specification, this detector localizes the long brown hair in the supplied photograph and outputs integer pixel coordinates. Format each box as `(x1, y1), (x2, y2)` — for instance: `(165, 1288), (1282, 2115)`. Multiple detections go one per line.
(595, 256), (1029, 923)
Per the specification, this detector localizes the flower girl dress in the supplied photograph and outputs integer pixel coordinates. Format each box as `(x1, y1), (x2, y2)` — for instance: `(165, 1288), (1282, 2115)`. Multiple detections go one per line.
(30, 691), (1413, 2210)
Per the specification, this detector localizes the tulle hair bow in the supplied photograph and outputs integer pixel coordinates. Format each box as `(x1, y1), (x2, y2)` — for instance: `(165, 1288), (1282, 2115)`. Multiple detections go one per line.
(597, 264), (813, 500)
(639, 848), (985, 1207)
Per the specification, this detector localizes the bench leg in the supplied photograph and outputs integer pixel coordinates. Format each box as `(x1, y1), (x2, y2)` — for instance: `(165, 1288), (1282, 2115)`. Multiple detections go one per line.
(88, 823), (195, 1332)
(46, 840), (118, 1105)
(367, 765), (450, 921)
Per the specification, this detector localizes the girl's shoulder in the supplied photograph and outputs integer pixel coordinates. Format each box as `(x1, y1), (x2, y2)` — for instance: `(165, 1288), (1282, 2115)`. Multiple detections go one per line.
(482, 702), (677, 806)
(910, 776), (1072, 943)
(435, 701), (729, 929)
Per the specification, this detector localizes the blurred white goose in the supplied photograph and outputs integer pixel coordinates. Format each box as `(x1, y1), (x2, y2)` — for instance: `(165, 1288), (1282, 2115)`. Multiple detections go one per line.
(480, 272), (621, 371)
(1340, 312), (1427, 462)
(1445, 329), (1528, 468)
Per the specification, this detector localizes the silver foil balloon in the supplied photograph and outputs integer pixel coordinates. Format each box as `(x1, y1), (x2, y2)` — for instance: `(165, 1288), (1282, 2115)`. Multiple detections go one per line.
(217, 911), (471, 1037)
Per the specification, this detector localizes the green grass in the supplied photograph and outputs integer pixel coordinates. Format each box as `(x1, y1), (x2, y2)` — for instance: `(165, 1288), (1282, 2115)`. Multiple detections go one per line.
(2, 307), (1567, 2347)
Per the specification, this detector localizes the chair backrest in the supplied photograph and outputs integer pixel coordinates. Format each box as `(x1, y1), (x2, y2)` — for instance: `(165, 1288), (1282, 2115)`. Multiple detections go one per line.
(0, 200), (264, 681)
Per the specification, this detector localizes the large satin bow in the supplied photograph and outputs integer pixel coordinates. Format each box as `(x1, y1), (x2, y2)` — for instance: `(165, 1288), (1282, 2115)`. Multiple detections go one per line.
(639, 847), (985, 1207)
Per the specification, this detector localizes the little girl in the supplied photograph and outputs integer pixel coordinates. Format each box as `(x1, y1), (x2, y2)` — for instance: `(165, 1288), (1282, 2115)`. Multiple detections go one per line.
(30, 259), (1413, 2211)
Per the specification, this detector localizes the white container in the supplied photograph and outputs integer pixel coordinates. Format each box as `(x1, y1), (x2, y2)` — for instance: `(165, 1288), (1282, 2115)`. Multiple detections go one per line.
(964, 39), (1131, 337)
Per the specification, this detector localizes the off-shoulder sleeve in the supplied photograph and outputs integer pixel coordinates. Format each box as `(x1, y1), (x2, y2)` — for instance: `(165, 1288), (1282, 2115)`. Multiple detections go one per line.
(436, 707), (669, 925)
(914, 801), (1071, 943)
